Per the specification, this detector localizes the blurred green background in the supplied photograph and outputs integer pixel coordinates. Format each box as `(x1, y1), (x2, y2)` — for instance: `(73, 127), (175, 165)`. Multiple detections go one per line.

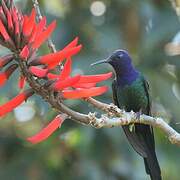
(0, 0), (180, 179)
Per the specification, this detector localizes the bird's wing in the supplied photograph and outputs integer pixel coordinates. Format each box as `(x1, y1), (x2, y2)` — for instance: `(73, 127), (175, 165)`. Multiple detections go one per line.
(142, 76), (155, 148)
(112, 79), (147, 157)
(142, 77), (151, 115)
(112, 80), (119, 106)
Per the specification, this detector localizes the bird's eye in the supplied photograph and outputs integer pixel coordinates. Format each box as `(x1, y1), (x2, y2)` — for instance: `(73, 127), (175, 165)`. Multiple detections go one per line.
(118, 53), (124, 58)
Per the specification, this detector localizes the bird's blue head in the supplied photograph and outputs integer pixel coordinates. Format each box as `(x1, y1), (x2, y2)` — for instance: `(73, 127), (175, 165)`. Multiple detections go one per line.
(91, 49), (139, 86)
(107, 50), (132, 69)
(91, 49), (134, 75)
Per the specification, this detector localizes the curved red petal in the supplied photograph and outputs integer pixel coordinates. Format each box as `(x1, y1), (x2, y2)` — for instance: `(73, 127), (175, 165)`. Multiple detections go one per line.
(12, 7), (20, 35)
(22, 15), (29, 35)
(32, 20), (56, 49)
(53, 74), (81, 90)
(72, 82), (96, 89)
(0, 73), (7, 87)
(20, 45), (29, 60)
(47, 73), (59, 80)
(39, 51), (64, 65)
(63, 37), (79, 50)
(78, 72), (112, 83)
(62, 86), (108, 99)
(27, 115), (64, 144)
(37, 45), (82, 69)
(7, 10), (13, 31)
(29, 66), (48, 78)
(0, 64), (18, 86)
(47, 45), (82, 69)
(0, 89), (34, 117)
(59, 57), (72, 80)
(0, 19), (10, 40)
(23, 8), (36, 37)
(0, 54), (13, 68)
(36, 16), (46, 34)
(29, 17), (46, 44)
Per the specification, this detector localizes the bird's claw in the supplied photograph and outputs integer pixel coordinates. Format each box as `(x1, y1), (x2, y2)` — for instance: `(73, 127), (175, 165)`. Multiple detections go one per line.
(135, 109), (142, 122)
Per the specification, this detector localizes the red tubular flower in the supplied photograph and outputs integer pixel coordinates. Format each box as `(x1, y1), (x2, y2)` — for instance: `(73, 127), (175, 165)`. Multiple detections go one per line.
(78, 72), (113, 83)
(0, 1), (112, 144)
(20, 45), (29, 60)
(0, 54), (13, 68)
(12, 7), (20, 36)
(52, 74), (81, 91)
(22, 15), (29, 35)
(0, 18), (10, 40)
(62, 86), (108, 99)
(0, 64), (18, 86)
(31, 45), (82, 68)
(35, 16), (46, 34)
(48, 45), (82, 69)
(27, 115), (64, 144)
(0, 73), (7, 86)
(32, 20), (56, 49)
(0, 89), (34, 117)
(72, 82), (96, 89)
(29, 66), (48, 78)
(29, 16), (46, 43)
(23, 8), (36, 37)
(7, 10), (13, 31)
(59, 57), (72, 80)
(18, 75), (26, 89)
(46, 58), (74, 80)
(47, 73), (59, 80)
(63, 37), (79, 50)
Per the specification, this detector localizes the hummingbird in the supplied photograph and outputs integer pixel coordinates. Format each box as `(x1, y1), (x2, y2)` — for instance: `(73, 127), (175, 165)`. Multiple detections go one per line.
(91, 50), (161, 180)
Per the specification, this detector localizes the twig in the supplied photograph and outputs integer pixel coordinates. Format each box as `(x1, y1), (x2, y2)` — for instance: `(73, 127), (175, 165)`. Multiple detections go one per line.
(86, 104), (180, 146)
(28, 0), (180, 147)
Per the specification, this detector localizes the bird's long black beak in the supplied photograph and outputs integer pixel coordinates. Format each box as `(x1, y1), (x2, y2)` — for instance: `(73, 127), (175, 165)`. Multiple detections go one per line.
(91, 58), (109, 66)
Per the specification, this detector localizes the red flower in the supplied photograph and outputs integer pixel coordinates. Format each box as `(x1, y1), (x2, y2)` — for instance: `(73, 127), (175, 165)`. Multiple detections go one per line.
(78, 72), (113, 83)
(0, 54), (13, 68)
(23, 8), (36, 37)
(0, 89), (34, 117)
(29, 66), (48, 78)
(32, 20), (56, 49)
(52, 74), (81, 90)
(27, 115), (64, 144)
(0, 1), (112, 144)
(0, 64), (18, 86)
(0, 18), (10, 41)
(20, 45), (30, 60)
(59, 57), (72, 80)
(62, 86), (108, 99)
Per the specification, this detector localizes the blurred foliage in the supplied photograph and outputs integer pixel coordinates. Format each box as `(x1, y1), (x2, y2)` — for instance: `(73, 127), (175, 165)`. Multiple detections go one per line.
(0, 0), (180, 179)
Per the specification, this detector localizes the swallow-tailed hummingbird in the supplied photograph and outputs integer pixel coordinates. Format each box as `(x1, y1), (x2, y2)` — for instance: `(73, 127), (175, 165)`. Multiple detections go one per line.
(91, 50), (161, 180)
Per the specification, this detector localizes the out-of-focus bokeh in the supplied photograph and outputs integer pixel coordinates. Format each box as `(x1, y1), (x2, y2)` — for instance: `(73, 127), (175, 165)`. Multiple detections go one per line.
(0, 0), (180, 179)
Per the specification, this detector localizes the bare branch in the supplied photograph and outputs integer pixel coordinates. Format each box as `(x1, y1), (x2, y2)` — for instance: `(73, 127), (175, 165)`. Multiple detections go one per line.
(28, 0), (180, 147)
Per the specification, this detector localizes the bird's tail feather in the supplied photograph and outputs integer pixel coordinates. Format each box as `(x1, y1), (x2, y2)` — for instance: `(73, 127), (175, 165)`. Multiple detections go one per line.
(144, 150), (161, 180)
(122, 124), (161, 180)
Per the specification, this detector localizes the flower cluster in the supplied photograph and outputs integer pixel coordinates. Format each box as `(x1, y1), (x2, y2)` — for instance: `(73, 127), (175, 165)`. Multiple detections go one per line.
(0, 0), (112, 144)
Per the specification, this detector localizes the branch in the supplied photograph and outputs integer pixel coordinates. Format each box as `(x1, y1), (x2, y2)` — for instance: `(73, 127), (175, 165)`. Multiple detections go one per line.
(86, 103), (180, 146)
(29, 0), (180, 147)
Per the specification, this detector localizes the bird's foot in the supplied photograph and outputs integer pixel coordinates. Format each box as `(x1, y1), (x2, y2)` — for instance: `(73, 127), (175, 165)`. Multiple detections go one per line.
(135, 109), (142, 122)
(129, 123), (135, 132)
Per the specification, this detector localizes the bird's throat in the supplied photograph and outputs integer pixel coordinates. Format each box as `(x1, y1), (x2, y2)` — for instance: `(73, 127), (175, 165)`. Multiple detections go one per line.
(114, 64), (139, 87)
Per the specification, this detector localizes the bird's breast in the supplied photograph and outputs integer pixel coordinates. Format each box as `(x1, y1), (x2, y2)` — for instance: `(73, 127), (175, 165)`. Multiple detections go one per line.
(116, 78), (148, 112)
